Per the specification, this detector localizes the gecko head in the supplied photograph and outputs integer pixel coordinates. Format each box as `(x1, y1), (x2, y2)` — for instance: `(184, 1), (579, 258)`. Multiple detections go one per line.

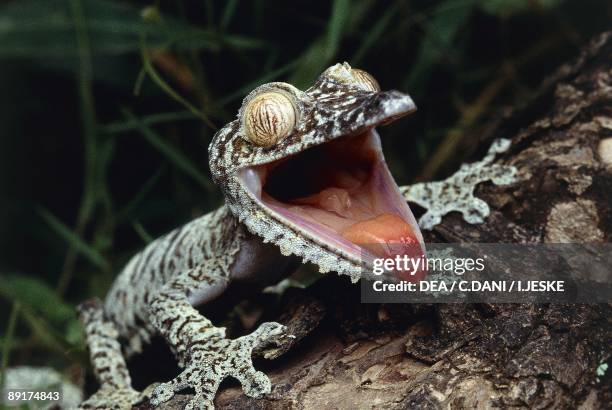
(209, 62), (425, 282)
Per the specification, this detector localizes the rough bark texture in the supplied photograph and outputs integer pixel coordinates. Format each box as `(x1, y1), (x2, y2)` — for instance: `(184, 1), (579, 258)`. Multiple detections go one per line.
(138, 32), (612, 409)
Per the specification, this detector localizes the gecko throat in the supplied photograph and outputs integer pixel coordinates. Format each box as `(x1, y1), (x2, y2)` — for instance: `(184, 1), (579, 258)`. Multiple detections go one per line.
(238, 129), (424, 264)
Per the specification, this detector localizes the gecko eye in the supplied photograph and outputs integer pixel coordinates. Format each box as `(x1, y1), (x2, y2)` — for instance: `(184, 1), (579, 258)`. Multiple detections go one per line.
(351, 69), (380, 92)
(242, 91), (297, 147)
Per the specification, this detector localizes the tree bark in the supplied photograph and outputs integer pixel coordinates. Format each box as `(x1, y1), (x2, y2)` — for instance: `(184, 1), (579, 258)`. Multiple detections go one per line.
(138, 31), (612, 409)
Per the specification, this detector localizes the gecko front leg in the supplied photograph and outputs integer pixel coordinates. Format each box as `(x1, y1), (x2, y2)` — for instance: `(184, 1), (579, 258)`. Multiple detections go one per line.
(401, 138), (518, 230)
(148, 264), (287, 409)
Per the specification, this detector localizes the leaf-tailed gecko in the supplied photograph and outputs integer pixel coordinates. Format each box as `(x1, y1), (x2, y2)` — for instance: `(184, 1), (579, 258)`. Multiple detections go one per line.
(77, 62), (515, 409)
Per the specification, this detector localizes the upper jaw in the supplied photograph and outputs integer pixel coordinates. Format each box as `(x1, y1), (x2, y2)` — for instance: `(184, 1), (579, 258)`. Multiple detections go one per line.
(298, 88), (417, 154)
(226, 89), (418, 175)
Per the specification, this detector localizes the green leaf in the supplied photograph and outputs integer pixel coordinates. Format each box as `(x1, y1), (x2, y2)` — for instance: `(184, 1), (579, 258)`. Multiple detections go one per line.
(0, 0), (267, 58)
(352, 1), (402, 64)
(123, 109), (215, 192)
(288, 0), (351, 88)
(402, 0), (476, 95)
(37, 207), (110, 271)
(0, 275), (75, 325)
(220, 0), (239, 30)
(19, 308), (70, 353)
(102, 111), (196, 134)
(116, 167), (165, 224)
(64, 319), (83, 346)
(326, 0), (350, 59)
(132, 221), (154, 244)
(138, 35), (217, 129)
(343, 0), (376, 32)
(0, 275), (83, 349)
(478, 0), (562, 17)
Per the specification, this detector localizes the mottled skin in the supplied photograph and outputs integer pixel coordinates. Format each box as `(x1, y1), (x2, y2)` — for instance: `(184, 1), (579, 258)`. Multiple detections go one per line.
(77, 62), (422, 410)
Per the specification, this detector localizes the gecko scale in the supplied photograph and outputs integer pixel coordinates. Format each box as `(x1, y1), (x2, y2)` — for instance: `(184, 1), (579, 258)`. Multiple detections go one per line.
(78, 62), (437, 409)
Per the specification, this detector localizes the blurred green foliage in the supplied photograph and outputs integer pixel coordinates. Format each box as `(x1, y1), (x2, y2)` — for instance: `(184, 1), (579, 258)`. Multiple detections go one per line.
(0, 0), (609, 383)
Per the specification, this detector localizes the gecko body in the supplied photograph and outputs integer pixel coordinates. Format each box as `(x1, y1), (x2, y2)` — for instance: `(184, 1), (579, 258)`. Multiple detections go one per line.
(78, 62), (427, 409)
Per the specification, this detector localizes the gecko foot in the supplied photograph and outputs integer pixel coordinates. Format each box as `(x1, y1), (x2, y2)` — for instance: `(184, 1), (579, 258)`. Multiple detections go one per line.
(150, 322), (288, 409)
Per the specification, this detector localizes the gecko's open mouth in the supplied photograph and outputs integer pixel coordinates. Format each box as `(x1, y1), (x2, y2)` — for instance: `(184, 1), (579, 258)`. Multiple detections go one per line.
(239, 130), (425, 277)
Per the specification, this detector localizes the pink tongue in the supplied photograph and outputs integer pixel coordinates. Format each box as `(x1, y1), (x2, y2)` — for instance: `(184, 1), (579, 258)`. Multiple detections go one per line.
(293, 187), (353, 218)
(292, 190), (419, 250)
(342, 214), (425, 281)
(341, 214), (418, 253)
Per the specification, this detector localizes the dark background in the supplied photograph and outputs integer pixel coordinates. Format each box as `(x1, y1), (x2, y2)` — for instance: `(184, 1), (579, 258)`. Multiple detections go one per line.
(0, 0), (610, 375)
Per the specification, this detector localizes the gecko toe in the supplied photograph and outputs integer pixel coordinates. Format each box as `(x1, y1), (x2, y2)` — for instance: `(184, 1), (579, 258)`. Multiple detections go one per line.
(185, 392), (215, 410)
(247, 321), (288, 349)
(150, 372), (188, 406)
(236, 369), (272, 398)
